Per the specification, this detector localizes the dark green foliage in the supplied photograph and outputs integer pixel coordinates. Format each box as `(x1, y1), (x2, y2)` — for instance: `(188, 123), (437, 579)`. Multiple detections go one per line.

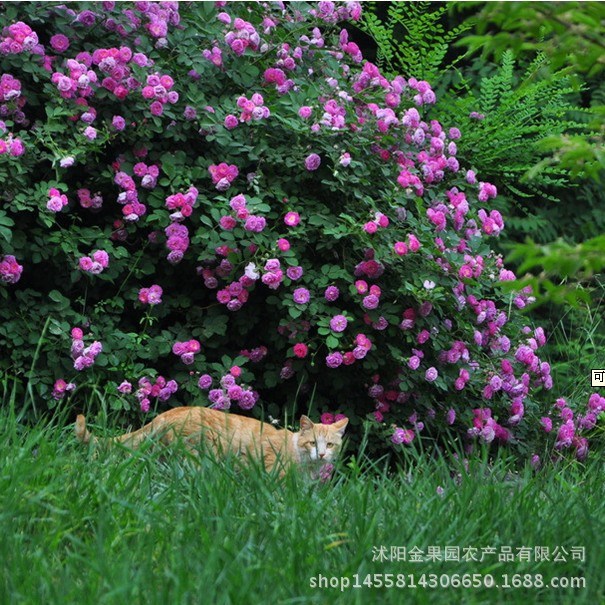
(505, 237), (605, 305)
(357, 0), (605, 399)
(435, 52), (589, 210)
(541, 181), (605, 242)
(455, 1), (605, 77)
(358, 1), (476, 82)
(358, 2), (603, 247)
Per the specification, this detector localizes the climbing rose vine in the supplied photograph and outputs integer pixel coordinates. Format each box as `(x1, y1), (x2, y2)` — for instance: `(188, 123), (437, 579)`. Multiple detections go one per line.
(0, 1), (602, 464)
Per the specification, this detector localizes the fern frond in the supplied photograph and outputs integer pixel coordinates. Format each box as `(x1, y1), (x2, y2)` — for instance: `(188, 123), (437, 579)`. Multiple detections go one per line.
(358, 2), (476, 81)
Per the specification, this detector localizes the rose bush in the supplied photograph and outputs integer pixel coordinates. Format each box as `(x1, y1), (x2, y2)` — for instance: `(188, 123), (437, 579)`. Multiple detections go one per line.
(0, 1), (602, 464)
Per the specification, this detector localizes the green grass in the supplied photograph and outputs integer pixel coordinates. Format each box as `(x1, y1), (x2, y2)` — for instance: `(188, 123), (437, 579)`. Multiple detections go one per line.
(1, 409), (603, 605)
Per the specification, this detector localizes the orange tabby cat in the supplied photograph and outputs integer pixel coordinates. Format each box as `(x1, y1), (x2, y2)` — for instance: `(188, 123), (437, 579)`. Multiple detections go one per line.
(75, 407), (348, 476)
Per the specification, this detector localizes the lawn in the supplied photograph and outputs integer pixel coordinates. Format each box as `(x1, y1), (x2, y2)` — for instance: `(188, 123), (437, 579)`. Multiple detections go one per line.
(1, 409), (603, 605)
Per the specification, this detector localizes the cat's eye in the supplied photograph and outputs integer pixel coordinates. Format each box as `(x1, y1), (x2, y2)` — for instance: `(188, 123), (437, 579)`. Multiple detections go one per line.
(309, 440), (316, 446)
(327, 442), (335, 448)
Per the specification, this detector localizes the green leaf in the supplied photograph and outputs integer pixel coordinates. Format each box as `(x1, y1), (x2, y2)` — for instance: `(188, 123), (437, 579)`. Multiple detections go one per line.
(326, 335), (339, 349)
(48, 290), (70, 308)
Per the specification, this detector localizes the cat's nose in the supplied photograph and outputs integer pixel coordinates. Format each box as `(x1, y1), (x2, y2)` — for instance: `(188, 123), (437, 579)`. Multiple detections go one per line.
(319, 452), (325, 458)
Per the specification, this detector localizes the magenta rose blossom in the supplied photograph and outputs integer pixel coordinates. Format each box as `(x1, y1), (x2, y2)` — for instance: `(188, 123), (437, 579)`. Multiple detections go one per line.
(118, 381), (132, 394)
(293, 343), (308, 358)
(392, 428), (415, 445)
(304, 153), (321, 171)
(329, 314), (348, 332)
(284, 211), (300, 226)
(286, 266), (303, 280)
(324, 286), (339, 301)
(0, 255), (23, 284)
(326, 352), (343, 368)
(139, 285), (163, 305)
(321, 412), (335, 425)
(112, 115), (126, 130)
(425, 367), (438, 382)
(293, 287), (310, 304)
(50, 34), (70, 52)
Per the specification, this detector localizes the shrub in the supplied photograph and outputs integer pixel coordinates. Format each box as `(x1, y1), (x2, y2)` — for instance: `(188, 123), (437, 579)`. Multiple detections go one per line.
(358, 3), (602, 242)
(0, 0), (602, 464)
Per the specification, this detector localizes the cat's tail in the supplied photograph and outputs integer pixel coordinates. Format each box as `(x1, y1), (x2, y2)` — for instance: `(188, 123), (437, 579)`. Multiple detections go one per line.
(75, 414), (95, 445)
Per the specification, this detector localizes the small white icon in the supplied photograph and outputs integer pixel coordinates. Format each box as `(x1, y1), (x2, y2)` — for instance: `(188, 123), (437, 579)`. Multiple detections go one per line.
(591, 370), (605, 387)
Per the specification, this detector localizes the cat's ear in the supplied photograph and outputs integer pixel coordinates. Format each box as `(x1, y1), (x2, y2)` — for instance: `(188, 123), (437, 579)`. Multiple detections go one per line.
(299, 415), (314, 431)
(331, 418), (349, 437)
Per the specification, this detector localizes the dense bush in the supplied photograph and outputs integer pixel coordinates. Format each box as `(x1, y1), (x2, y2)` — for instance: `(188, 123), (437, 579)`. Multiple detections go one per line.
(358, 3), (604, 242)
(0, 1), (603, 464)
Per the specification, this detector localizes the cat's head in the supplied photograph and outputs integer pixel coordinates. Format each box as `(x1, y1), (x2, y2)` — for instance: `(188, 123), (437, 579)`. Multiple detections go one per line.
(296, 415), (348, 464)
